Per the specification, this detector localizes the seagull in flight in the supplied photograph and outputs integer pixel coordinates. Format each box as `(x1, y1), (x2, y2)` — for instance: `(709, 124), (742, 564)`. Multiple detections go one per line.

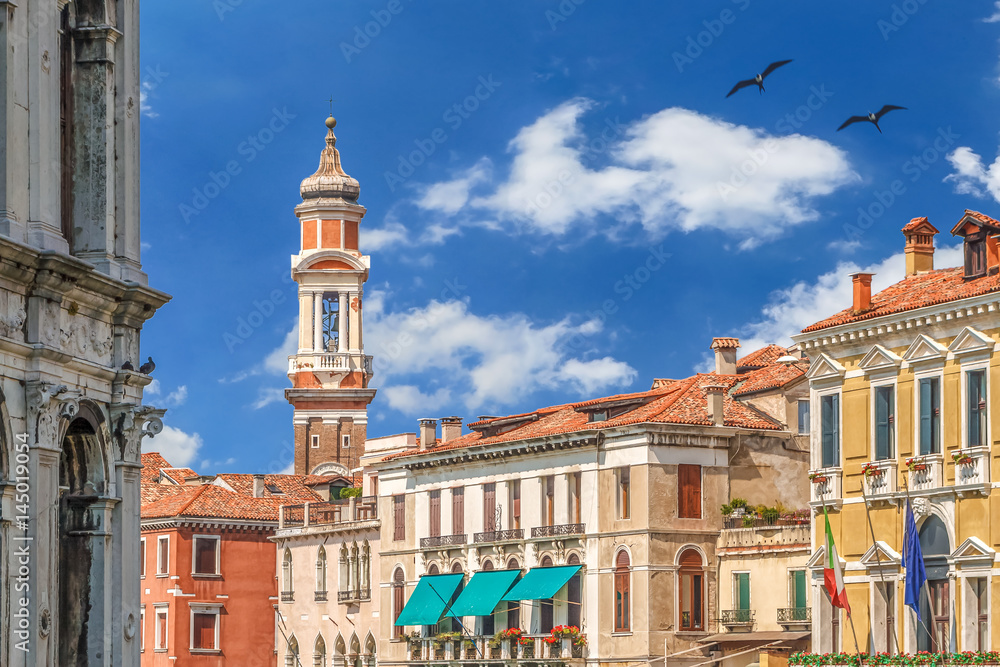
(726, 60), (793, 97)
(837, 105), (907, 133)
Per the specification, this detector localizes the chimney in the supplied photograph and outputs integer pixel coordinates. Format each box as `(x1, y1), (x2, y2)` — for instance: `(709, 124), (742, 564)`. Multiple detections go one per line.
(710, 338), (740, 375)
(252, 474), (265, 498)
(902, 217), (938, 276)
(850, 272), (874, 313)
(705, 384), (726, 426)
(418, 418), (437, 450)
(441, 416), (463, 442)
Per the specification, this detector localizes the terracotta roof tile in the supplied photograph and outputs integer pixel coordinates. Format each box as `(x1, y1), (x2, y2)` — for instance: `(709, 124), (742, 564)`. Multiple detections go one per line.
(901, 216), (937, 233)
(711, 337), (741, 349)
(736, 344), (789, 370)
(732, 361), (808, 397)
(801, 266), (1000, 333)
(141, 484), (287, 522)
(214, 473), (328, 501)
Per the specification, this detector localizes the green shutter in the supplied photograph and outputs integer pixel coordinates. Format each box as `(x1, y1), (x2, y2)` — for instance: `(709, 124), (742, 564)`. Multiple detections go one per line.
(969, 371), (985, 447)
(875, 386), (891, 460)
(919, 379), (932, 455)
(793, 570), (806, 608)
(822, 395), (840, 468)
(737, 573), (750, 610)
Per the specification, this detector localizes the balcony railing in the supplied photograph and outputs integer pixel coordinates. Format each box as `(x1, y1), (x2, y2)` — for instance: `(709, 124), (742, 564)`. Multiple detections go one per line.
(280, 591), (294, 603)
(420, 534), (467, 548)
(777, 607), (811, 624)
(405, 635), (585, 662)
(723, 515), (809, 530)
(337, 587), (371, 603)
(720, 609), (755, 626)
(474, 529), (524, 543)
(531, 523), (585, 538)
(288, 352), (375, 377)
(314, 590), (328, 602)
(954, 447), (990, 488)
(907, 454), (944, 492)
(863, 459), (898, 497)
(279, 497), (377, 530)
(809, 468), (842, 504)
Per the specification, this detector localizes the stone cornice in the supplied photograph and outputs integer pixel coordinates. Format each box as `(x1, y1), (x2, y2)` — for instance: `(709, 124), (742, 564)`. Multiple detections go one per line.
(140, 517), (277, 532)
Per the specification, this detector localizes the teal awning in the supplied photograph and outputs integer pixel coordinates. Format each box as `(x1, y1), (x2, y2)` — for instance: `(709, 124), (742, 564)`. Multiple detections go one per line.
(394, 573), (464, 626)
(447, 569), (521, 617)
(501, 565), (581, 601)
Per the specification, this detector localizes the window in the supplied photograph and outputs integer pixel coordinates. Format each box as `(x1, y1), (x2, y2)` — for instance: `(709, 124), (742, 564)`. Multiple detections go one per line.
(968, 369), (987, 447)
(140, 606), (145, 651)
(369, 474), (378, 498)
(190, 605), (221, 651)
(875, 582), (895, 653)
(429, 490), (441, 538)
(614, 550), (630, 632)
(965, 231), (987, 278)
(820, 394), (840, 468)
(156, 535), (169, 576)
(569, 472), (582, 524)
(506, 558), (521, 630)
(510, 480), (521, 530)
(192, 536), (220, 576)
(797, 400), (810, 434)
(393, 495), (405, 541)
(393, 570), (408, 639)
(874, 385), (895, 460)
(678, 549), (704, 631)
(452, 487), (464, 535)
(140, 538), (146, 579)
(919, 377), (941, 455)
(789, 570), (807, 612)
(542, 476), (555, 526)
(483, 483), (496, 533)
(282, 549), (293, 599)
(342, 434), (350, 449)
(154, 606), (168, 651)
(567, 553), (582, 628)
(540, 555), (554, 634)
(316, 546), (327, 596)
(360, 541), (371, 597)
(928, 579), (950, 652)
(481, 560), (495, 636)
(734, 572), (750, 612)
(617, 467), (631, 520)
(311, 434), (320, 449)
(974, 577), (989, 650)
(678, 464), (702, 519)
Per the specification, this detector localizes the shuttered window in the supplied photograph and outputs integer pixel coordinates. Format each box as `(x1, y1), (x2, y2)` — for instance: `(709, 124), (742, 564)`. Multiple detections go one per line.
(393, 495), (405, 541)
(483, 483), (496, 532)
(968, 369), (987, 447)
(678, 549), (704, 631)
(735, 572), (750, 610)
(193, 537), (219, 576)
(452, 487), (464, 535)
(678, 464), (702, 519)
(192, 612), (217, 650)
(821, 394), (840, 468)
(510, 480), (521, 529)
(429, 490), (441, 538)
(874, 385), (895, 461)
(614, 550), (630, 632)
(616, 468), (630, 520)
(919, 377), (941, 455)
(791, 570), (807, 608)
(392, 568), (405, 638)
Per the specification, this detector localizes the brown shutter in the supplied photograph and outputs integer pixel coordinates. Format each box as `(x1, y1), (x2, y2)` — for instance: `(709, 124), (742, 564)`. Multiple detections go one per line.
(511, 481), (521, 528)
(484, 483), (496, 532)
(452, 488), (464, 535)
(678, 464), (702, 519)
(429, 491), (441, 537)
(193, 614), (215, 650)
(393, 495), (405, 541)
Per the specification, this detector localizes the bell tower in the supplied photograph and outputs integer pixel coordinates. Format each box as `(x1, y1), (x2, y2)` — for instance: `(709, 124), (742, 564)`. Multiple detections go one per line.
(286, 115), (376, 476)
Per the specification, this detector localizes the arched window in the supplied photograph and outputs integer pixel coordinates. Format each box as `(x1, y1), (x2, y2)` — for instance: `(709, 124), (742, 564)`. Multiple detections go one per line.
(450, 562), (465, 633)
(364, 634), (377, 667)
(427, 563), (440, 575)
(339, 545), (350, 595)
(350, 543), (360, 593)
(567, 553), (582, 628)
(282, 549), (294, 600)
(314, 635), (327, 667)
(392, 568), (405, 639)
(678, 549), (704, 631)
(361, 541), (372, 599)
(506, 558), (521, 631)
(540, 555), (555, 634)
(918, 515), (951, 652)
(350, 634), (361, 667)
(316, 547), (328, 599)
(614, 550), (630, 632)
(481, 560), (496, 635)
(285, 635), (299, 667)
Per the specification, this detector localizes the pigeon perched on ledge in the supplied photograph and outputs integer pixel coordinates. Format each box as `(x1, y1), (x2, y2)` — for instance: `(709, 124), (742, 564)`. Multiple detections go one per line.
(139, 357), (156, 374)
(121, 360), (134, 371)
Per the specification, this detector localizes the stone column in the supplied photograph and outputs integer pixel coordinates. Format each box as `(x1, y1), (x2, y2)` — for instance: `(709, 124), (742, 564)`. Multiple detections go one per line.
(298, 293), (312, 353)
(71, 24), (122, 276)
(313, 292), (324, 352)
(0, 1), (27, 242)
(337, 292), (348, 353)
(349, 290), (362, 353)
(114, 0), (145, 283)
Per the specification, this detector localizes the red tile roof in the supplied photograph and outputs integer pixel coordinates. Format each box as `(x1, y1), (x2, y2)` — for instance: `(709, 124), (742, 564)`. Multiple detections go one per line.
(141, 484), (287, 522)
(383, 348), (798, 462)
(711, 337), (741, 349)
(953, 209), (1000, 234)
(801, 266), (1000, 333)
(901, 216), (937, 233)
(732, 361), (808, 397)
(214, 473), (330, 501)
(737, 344), (789, 370)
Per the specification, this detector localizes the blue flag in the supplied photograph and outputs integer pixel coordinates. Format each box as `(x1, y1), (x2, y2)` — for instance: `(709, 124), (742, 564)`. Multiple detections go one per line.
(902, 499), (927, 621)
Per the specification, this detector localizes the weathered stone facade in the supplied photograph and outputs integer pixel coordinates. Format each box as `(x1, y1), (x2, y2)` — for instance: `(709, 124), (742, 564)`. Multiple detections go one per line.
(0, 1), (168, 665)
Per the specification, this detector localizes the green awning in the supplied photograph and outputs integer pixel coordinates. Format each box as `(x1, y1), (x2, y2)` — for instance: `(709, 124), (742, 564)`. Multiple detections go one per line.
(394, 573), (464, 626)
(501, 565), (581, 601)
(447, 569), (521, 617)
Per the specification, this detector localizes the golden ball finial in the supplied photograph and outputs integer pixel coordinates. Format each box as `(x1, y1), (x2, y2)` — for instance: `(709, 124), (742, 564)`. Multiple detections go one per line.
(326, 115), (337, 129)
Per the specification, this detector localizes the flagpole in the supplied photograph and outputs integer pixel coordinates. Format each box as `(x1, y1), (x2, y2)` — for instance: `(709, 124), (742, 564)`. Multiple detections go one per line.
(859, 475), (899, 653)
(900, 475), (937, 649)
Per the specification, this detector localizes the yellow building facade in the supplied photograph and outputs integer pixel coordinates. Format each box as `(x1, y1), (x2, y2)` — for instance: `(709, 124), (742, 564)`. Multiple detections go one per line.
(791, 212), (1000, 654)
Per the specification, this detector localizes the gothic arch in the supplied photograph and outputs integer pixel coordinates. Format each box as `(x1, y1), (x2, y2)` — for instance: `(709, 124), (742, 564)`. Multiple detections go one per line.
(285, 635), (300, 667)
(334, 634), (347, 667)
(314, 634), (327, 667)
(673, 543), (705, 567)
(349, 632), (362, 667)
(364, 632), (377, 667)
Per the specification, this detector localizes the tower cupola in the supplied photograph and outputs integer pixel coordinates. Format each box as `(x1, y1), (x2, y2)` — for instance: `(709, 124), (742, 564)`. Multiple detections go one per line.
(299, 116), (361, 202)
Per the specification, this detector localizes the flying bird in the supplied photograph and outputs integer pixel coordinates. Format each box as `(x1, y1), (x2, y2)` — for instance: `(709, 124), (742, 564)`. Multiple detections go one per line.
(726, 60), (793, 97)
(121, 360), (134, 371)
(837, 105), (907, 133)
(139, 356), (155, 374)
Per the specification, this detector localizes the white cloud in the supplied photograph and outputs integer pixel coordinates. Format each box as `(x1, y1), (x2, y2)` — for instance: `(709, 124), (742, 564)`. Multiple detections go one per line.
(164, 385), (188, 407)
(419, 98), (855, 245)
(360, 221), (410, 251)
(985, 2), (1000, 22)
(366, 295), (637, 415)
(945, 146), (1000, 200)
(734, 244), (965, 358)
(143, 424), (203, 468)
(264, 326), (298, 375)
(145, 379), (161, 396)
(140, 82), (159, 119)
(252, 387), (287, 410)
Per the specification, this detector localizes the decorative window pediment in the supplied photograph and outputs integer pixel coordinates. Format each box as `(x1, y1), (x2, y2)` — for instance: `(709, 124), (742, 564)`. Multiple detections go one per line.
(902, 334), (947, 365)
(947, 326), (995, 357)
(806, 545), (846, 570)
(951, 536), (994, 564)
(859, 540), (901, 569)
(858, 345), (903, 374)
(806, 353), (846, 382)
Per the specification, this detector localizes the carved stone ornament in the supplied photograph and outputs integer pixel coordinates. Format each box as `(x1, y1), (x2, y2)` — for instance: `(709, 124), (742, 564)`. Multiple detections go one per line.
(26, 383), (76, 447)
(124, 612), (136, 640)
(111, 404), (166, 462)
(553, 541), (566, 565)
(912, 497), (929, 520)
(39, 607), (51, 637)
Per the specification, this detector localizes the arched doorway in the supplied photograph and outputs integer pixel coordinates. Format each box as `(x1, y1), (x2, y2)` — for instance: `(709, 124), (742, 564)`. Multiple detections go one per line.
(918, 515), (951, 652)
(314, 635), (327, 667)
(58, 413), (108, 667)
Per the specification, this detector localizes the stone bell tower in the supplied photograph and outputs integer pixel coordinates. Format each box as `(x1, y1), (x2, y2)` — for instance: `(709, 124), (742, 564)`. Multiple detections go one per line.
(286, 115), (376, 476)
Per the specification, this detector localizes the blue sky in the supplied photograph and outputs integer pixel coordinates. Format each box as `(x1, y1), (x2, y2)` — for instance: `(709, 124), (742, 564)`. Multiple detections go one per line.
(140, 0), (1000, 473)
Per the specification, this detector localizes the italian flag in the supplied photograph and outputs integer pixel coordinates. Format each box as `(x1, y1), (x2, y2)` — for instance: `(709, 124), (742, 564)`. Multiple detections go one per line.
(823, 504), (851, 613)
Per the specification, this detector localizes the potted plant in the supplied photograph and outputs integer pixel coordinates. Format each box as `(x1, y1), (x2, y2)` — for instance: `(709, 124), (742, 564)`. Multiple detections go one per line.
(905, 457), (927, 472)
(808, 472), (828, 484)
(861, 462), (883, 477)
(952, 450), (974, 466)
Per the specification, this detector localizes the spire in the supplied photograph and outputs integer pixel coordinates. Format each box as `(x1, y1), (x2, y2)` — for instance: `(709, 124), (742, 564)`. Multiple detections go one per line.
(299, 115), (361, 202)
